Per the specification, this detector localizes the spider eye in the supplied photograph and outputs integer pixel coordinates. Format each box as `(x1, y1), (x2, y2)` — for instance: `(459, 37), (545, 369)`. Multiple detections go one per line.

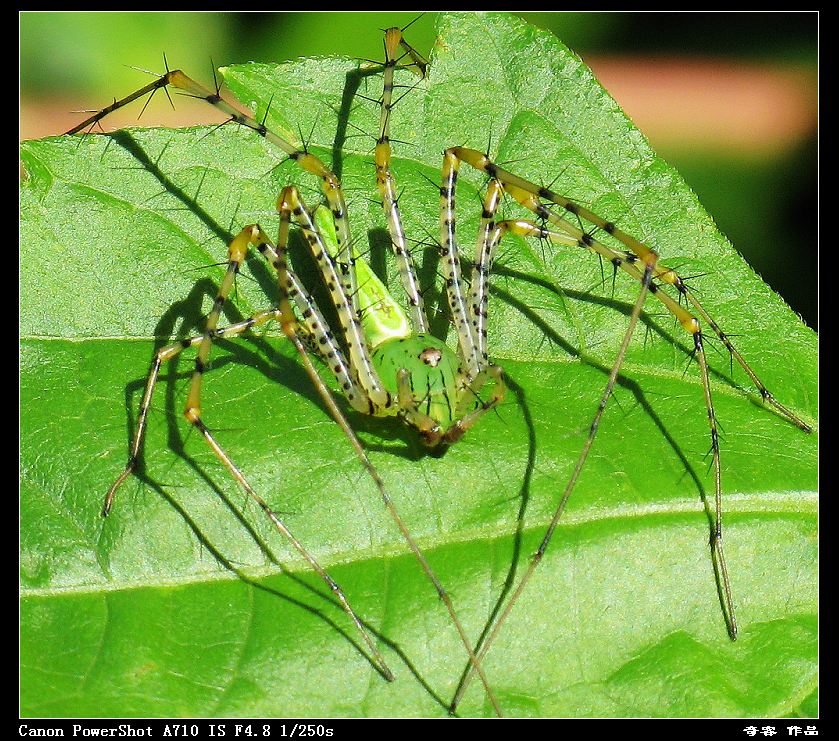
(418, 347), (443, 367)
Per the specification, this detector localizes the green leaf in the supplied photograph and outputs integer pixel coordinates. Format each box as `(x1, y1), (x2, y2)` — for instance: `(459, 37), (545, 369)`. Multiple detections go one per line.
(20, 12), (816, 718)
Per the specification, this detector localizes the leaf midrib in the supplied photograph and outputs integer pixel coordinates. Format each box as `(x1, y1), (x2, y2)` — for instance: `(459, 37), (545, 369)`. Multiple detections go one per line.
(18, 333), (816, 421)
(21, 489), (817, 599)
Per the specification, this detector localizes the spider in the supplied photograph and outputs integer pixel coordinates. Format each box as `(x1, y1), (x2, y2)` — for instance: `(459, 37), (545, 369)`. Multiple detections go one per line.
(21, 12), (816, 718)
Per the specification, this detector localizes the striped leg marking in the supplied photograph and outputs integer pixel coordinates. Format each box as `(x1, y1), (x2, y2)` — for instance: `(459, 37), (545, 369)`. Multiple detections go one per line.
(373, 27), (430, 333)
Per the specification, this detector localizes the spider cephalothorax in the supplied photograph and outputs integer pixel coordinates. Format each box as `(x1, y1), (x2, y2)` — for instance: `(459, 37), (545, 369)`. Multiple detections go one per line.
(304, 202), (506, 448)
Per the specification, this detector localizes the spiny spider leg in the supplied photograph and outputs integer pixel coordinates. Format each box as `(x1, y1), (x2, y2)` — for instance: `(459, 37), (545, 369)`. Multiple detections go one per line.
(253, 207), (503, 716)
(102, 307), (280, 516)
(69, 56), (502, 715)
(375, 27), (429, 332)
(104, 232), (395, 681)
(445, 145), (812, 709)
(67, 64), (360, 314)
(470, 179), (505, 366)
(451, 147), (813, 434)
(439, 149), (483, 381)
(453, 241), (659, 711)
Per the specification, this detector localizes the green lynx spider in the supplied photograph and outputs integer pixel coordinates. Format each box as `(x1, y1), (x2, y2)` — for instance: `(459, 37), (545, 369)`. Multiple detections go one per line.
(64, 23), (813, 716)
